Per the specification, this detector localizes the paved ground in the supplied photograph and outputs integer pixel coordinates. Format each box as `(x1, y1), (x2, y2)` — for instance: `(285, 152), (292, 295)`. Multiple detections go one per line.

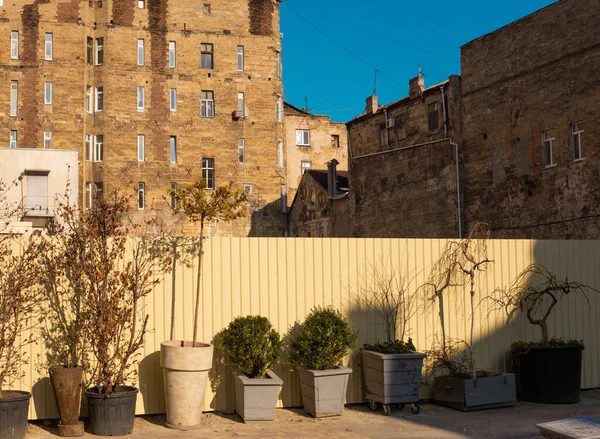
(28, 389), (600, 439)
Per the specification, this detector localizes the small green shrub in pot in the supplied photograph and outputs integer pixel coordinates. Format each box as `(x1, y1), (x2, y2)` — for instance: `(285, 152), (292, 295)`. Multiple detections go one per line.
(363, 338), (416, 355)
(216, 315), (281, 378)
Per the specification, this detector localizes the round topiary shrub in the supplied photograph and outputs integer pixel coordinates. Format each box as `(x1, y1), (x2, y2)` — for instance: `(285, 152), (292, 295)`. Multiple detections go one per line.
(216, 315), (281, 379)
(291, 306), (357, 370)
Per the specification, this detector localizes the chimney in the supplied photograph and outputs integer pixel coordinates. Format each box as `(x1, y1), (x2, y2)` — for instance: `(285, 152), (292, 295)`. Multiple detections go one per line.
(327, 158), (339, 199)
(365, 94), (378, 115)
(409, 75), (425, 99)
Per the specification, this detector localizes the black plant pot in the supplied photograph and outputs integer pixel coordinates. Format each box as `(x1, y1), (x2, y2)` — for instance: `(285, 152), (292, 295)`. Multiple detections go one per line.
(519, 345), (583, 403)
(0, 391), (30, 439)
(86, 386), (138, 436)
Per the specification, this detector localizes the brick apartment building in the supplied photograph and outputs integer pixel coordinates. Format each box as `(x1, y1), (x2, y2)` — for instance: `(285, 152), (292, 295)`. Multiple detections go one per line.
(1, 0), (286, 236)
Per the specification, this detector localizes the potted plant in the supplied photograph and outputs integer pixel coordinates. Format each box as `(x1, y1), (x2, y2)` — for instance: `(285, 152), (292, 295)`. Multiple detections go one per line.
(161, 180), (246, 429)
(493, 264), (598, 403)
(290, 306), (357, 418)
(424, 223), (516, 411)
(215, 316), (282, 422)
(0, 179), (41, 439)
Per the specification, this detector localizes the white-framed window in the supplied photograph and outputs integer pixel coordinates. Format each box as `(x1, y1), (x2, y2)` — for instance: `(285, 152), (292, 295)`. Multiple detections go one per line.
(9, 130), (17, 149)
(44, 82), (52, 104)
(86, 86), (93, 113)
(137, 39), (144, 66)
(137, 182), (145, 210)
(138, 0), (144, 8)
(296, 129), (310, 146)
(170, 88), (177, 111)
(201, 43), (213, 69)
(85, 182), (92, 209)
(202, 158), (215, 189)
(169, 182), (177, 208)
(237, 46), (244, 72)
(137, 134), (145, 161)
(94, 134), (103, 161)
(275, 50), (281, 77)
(542, 130), (555, 168)
(277, 140), (283, 168)
(43, 131), (52, 149)
(276, 95), (283, 123)
(95, 86), (104, 111)
(203, 3), (210, 13)
(168, 41), (176, 68)
(201, 90), (214, 117)
(10, 81), (17, 117)
(86, 37), (93, 64)
(85, 134), (92, 161)
(238, 138), (245, 164)
(237, 92), (245, 117)
(26, 173), (48, 212)
(169, 136), (177, 163)
(45, 33), (53, 61)
(571, 122), (584, 161)
(243, 183), (253, 196)
(137, 86), (145, 112)
(301, 160), (312, 173)
(10, 31), (18, 60)
(95, 37), (104, 65)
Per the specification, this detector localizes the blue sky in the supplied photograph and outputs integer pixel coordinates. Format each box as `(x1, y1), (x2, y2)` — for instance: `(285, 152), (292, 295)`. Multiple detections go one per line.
(281, 0), (555, 122)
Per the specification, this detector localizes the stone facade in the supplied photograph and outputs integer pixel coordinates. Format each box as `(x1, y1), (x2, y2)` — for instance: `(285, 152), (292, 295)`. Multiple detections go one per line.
(461, 0), (600, 239)
(347, 75), (462, 238)
(0, 0), (285, 236)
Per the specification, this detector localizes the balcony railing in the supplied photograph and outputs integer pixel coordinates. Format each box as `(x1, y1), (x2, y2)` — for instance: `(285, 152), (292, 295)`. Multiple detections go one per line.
(22, 197), (55, 218)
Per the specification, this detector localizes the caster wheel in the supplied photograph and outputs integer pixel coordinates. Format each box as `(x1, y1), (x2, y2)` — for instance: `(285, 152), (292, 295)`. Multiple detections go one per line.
(395, 403), (405, 410)
(411, 403), (420, 415)
(383, 404), (391, 416)
(368, 400), (378, 411)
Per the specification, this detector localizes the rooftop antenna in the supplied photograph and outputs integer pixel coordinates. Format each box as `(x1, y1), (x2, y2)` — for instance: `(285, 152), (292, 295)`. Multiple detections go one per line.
(304, 96), (308, 112)
(418, 65), (425, 78)
(373, 69), (379, 96)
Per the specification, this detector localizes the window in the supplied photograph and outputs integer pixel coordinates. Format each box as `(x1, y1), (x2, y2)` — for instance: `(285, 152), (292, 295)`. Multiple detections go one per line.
(277, 140), (283, 168)
(201, 43), (213, 69)
(94, 182), (103, 202)
(138, 0), (144, 8)
(137, 39), (144, 66)
(85, 182), (92, 209)
(237, 92), (245, 117)
(428, 102), (439, 131)
(276, 95), (283, 123)
(201, 90), (214, 117)
(202, 158), (215, 189)
(203, 3), (211, 13)
(9, 130), (17, 149)
(137, 182), (145, 210)
(26, 174), (48, 212)
(95, 37), (103, 65)
(243, 184), (253, 196)
(86, 37), (93, 64)
(542, 130), (555, 168)
(170, 88), (177, 111)
(86, 134), (92, 161)
(169, 41), (176, 68)
(11, 31), (18, 60)
(571, 122), (584, 161)
(137, 86), (145, 112)
(95, 86), (103, 111)
(169, 182), (177, 208)
(44, 82), (52, 104)
(396, 114), (406, 140)
(44, 131), (52, 149)
(296, 129), (310, 146)
(331, 134), (340, 148)
(138, 134), (145, 161)
(10, 81), (17, 116)
(237, 46), (244, 71)
(275, 50), (281, 77)
(94, 134), (103, 161)
(238, 138), (245, 164)
(86, 86), (92, 112)
(379, 122), (387, 148)
(301, 160), (312, 173)
(169, 136), (177, 163)
(45, 33), (53, 61)
(280, 184), (286, 213)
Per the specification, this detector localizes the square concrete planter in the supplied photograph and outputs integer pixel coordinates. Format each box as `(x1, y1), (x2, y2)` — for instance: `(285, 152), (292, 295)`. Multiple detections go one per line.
(432, 371), (516, 411)
(234, 369), (282, 422)
(297, 365), (352, 418)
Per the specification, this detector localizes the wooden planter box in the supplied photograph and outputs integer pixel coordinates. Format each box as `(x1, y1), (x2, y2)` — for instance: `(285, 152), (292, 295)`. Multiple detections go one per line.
(432, 371), (516, 411)
(234, 370), (283, 422)
(297, 365), (352, 418)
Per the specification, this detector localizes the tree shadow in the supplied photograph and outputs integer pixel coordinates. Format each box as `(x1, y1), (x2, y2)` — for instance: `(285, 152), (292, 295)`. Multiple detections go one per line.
(138, 350), (164, 415)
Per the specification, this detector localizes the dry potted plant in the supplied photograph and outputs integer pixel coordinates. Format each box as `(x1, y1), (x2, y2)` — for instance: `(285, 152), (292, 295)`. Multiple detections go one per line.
(492, 264), (598, 403)
(353, 262), (424, 416)
(161, 180), (246, 429)
(290, 306), (357, 418)
(215, 316), (282, 422)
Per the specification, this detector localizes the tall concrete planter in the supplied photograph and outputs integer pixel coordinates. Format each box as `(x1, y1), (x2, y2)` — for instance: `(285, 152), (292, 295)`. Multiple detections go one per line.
(160, 341), (214, 430)
(297, 365), (352, 418)
(49, 366), (84, 437)
(362, 350), (425, 415)
(234, 370), (282, 422)
(0, 391), (30, 439)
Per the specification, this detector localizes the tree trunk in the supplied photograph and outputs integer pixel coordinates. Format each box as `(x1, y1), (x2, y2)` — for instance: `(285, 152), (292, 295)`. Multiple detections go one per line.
(170, 240), (177, 341)
(470, 273), (476, 380)
(539, 321), (548, 344)
(193, 223), (205, 345)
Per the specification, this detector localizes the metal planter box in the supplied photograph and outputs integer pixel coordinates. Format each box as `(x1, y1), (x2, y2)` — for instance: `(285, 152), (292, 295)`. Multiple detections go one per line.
(297, 365), (352, 418)
(432, 371), (516, 411)
(234, 369), (283, 422)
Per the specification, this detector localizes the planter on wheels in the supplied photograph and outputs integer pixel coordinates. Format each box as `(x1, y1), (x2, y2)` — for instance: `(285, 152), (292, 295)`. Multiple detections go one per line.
(49, 366), (84, 437)
(85, 386), (138, 436)
(362, 350), (425, 416)
(517, 345), (583, 403)
(160, 341), (214, 430)
(234, 369), (282, 422)
(432, 371), (516, 411)
(0, 391), (30, 439)
(297, 365), (352, 418)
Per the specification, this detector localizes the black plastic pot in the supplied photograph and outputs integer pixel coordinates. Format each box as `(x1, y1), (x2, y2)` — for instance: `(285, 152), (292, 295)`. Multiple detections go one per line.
(86, 386), (138, 436)
(0, 391), (30, 439)
(519, 345), (583, 403)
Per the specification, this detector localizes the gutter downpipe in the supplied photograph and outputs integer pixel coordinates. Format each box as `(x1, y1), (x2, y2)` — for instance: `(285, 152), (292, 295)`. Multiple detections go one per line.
(440, 85), (448, 137)
(450, 138), (462, 238)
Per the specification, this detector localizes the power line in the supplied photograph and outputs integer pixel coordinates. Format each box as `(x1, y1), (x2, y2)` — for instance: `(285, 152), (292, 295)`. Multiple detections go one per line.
(490, 213), (600, 232)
